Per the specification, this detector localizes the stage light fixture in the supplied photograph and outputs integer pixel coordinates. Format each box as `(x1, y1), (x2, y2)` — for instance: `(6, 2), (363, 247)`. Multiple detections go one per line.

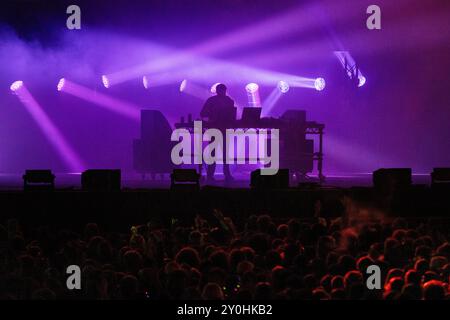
(277, 81), (290, 93)
(179, 79), (187, 92)
(210, 83), (221, 94)
(245, 83), (261, 107)
(334, 51), (366, 88)
(143, 76), (149, 89)
(245, 83), (259, 94)
(314, 78), (326, 91)
(102, 75), (110, 88)
(358, 75), (366, 87)
(10, 80), (24, 92)
(57, 78), (66, 92)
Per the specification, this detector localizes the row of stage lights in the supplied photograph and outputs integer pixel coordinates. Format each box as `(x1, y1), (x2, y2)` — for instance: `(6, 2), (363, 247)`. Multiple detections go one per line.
(117, 75), (325, 93)
(191, 78), (325, 93)
(181, 78), (326, 94)
(11, 77), (326, 94)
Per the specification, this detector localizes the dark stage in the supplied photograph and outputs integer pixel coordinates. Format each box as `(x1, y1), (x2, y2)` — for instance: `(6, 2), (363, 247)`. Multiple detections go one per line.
(0, 176), (448, 224)
(0, 172), (433, 190)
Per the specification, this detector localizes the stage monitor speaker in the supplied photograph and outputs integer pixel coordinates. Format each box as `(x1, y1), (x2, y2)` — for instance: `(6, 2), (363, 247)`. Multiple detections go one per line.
(23, 170), (55, 191)
(250, 169), (289, 189)
(373, 168), (412, 192)
(171, 169), (200, 191)
(81, 169), (121, 192)
(431, 168), (450, 189)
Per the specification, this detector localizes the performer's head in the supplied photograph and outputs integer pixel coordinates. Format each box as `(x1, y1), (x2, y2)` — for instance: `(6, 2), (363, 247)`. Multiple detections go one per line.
(216, 83), (227, 96)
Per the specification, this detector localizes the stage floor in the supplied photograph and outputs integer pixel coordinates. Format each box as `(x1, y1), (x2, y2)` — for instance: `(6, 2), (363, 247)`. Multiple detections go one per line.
(0, 172), (431, 190)
(0, 172), (445, 227)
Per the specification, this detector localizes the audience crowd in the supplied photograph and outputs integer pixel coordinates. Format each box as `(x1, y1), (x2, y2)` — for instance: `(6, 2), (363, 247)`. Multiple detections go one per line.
(1, 209), (449, 300)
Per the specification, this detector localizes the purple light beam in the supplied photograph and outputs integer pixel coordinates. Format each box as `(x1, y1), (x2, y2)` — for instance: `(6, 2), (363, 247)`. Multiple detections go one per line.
(58, 79), (140, 121)
(11, 81), (85, 172)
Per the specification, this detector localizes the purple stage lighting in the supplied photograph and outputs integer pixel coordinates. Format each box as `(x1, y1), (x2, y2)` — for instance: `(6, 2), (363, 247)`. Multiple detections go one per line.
(143, 76), (149, 89)
(314, 78), (326, 91)
(101, 3), (329, 87)
(358, 76), (366, 87)
(58, 79), (140, 121)
(179, 79), (187, 92)
(262, 87), (283, 117)
(57, 78), (66, 91)
(334, 51), (366, 88)
(179, 79), (210, 100)
(210, 83), (221, 94)
(245, 83), (259, 94)
(277, 81), (290, 93)
(141, 72), (184, 89)
(279, 76), (326, 91)
(10, 80), (24, 92)
(11, 82), (85, 172)
(245, 83), (261, 107)
(102, 75), (110, 89)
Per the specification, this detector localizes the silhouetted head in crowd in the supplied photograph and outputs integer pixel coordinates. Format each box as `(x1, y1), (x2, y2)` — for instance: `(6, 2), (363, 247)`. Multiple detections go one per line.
(254, 282), (273, 300)
(423, 280), (446, 300)
(312, 288), (331, 300)
(405, 269), (421, 286)
(401, 283), (422, 300)
(123, 250), (143, 275)
(202, 283), (224, 300)
(175, 247), (200, 268)
(415, 258), (429, 275)
(437, 242), (450, 259)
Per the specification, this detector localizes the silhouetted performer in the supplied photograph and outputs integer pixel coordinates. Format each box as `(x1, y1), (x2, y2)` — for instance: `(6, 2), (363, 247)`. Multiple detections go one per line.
(200, 84), (235, 183)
